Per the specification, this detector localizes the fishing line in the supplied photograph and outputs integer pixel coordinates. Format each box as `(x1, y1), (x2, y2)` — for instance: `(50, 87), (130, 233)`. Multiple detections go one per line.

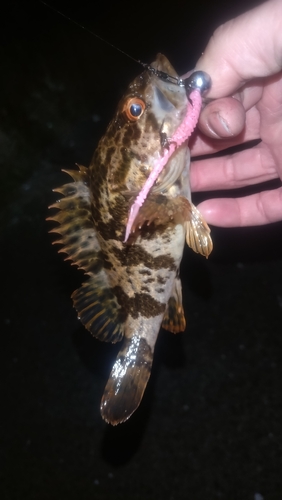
(39, 1), (147, 68)
(38, 0), (187, 87)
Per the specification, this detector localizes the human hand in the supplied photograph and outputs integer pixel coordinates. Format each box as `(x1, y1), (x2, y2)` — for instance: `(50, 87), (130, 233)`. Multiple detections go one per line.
(188, 0), (282, 227)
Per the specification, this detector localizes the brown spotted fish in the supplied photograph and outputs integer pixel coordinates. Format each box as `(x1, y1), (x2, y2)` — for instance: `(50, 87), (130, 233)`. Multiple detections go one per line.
(49, 54), (213, 425)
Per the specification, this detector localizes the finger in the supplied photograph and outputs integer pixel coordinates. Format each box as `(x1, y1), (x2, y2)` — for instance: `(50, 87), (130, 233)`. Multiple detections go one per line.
(197, 186), (282, 227)
(198, 97), (246, 139)
(197, 82), (264, 140)
(194, 0), (282, 99)
(190, 142), (278, 192)
(258, 73), (282, 164)
(191, 105), (260, 157)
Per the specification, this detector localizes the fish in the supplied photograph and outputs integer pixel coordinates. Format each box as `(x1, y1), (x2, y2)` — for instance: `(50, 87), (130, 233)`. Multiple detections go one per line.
(48, 53), (213, 425)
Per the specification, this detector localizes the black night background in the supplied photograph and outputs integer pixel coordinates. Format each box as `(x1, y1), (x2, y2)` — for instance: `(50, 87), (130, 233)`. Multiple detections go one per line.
(1, 1), (282, 499)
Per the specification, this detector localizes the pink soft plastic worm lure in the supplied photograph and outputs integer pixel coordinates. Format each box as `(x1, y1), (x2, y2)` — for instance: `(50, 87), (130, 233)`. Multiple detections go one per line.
(124, 71), (211, 242)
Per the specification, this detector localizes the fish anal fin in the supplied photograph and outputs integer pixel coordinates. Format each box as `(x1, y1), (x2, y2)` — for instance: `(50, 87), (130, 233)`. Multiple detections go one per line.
(162, 276), (186, 333)
(100, 336), (153, 425)
(72, 276), (125, 343)
(186, 203), (213, 258)
(162, 297), (186, 333)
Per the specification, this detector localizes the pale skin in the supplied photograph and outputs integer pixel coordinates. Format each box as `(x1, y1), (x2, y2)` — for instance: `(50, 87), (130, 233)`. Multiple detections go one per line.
(187, 0), (282, 227)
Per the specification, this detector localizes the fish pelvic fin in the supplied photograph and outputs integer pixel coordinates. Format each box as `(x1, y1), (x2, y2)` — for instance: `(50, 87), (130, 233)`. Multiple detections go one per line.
(185, 202), (213, 258)
(162, 275), (186, 333)
(100, 325), (158, 425)
(48, 166), (125, 343)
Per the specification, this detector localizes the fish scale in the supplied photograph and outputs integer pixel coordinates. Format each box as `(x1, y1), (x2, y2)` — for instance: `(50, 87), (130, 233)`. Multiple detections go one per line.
(48, 53), (212, 425)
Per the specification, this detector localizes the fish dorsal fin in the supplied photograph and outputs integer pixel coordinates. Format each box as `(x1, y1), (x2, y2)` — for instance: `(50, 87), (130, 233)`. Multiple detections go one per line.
(48, 165), (124, 343)
(162, 276), (186, 333)
(185, 203), (213, 258)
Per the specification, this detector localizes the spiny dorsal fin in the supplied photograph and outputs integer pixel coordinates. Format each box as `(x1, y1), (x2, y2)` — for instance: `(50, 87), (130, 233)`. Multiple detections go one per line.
(47, 165), (99, 274)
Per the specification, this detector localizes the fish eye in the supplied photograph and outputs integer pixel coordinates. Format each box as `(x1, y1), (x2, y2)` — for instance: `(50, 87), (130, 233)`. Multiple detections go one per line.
(130, 103), (142, 117)
(123, 97), (146, 121)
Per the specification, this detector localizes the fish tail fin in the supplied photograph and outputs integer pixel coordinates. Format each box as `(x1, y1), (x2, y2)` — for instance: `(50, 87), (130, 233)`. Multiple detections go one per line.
(100, 321), (158, 425)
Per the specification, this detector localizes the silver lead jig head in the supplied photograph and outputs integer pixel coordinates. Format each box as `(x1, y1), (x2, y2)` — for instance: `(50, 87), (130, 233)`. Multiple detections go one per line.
(179, 71), (212, 96)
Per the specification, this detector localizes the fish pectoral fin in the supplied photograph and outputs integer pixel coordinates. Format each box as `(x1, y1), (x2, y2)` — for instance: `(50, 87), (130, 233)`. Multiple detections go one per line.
(185, 203), (213, 258)
(162, 276), (186, 333)
(72, 276), (125, 343)
(130, 194), (189, 232)
(100, 336), (153, 425)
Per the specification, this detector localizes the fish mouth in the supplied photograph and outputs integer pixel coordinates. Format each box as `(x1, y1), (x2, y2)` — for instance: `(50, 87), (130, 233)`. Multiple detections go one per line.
(148, 63), (189, 195)
(150, 77), (188, 137)
(118, 53), (189, 196)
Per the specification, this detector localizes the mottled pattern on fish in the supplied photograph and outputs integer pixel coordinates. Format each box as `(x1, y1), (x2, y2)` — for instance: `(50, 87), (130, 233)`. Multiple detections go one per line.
(49, 54), (212, 425)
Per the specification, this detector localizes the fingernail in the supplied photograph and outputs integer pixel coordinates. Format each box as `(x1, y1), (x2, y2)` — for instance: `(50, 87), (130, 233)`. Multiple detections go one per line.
(207, 112), (232, 137)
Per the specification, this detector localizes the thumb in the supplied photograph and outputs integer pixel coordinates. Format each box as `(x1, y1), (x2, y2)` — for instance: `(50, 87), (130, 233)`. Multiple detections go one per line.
(195, 0), (282, 99)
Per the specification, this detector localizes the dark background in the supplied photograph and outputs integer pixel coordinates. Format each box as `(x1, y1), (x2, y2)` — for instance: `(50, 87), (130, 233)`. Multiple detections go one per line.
(1, 1), (282, 499)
